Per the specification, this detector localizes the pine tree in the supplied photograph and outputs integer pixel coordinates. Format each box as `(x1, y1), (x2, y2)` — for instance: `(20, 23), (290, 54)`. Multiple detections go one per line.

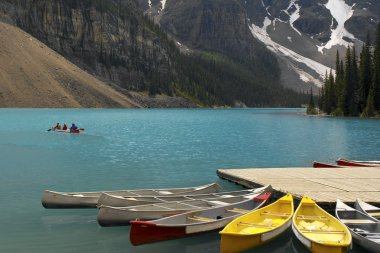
(362, 90), (375, 117)
(334, 53), (345, 116)
(328, 69), (336, 113)
(358, 33), (372, 112)
(307, 88), (317, 115)
(372, 22), (380, 112)
(350, 46), (359, 115)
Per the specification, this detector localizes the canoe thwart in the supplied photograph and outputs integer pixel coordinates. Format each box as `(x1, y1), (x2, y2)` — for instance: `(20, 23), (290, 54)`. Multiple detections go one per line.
(237, 221), (276, 228)
(300, 229), (346, 234)
(340, 219), (376, 224)
(187, 216), (216, 222)
(226, 208), (249, 214)
(260, 211), (290, 217)
(296, 215), (330, 221)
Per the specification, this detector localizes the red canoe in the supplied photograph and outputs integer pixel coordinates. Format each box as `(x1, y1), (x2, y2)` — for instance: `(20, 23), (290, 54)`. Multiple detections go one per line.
(129, 192), (271, 246)
(312, 161), (342, 168)
(336, 158), (378, 167)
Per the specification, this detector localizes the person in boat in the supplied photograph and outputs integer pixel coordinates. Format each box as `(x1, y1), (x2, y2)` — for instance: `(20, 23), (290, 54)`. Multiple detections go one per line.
(62, 124), (68, 130)
(70, 123), (78, 131)
(54, 123), (61, 130)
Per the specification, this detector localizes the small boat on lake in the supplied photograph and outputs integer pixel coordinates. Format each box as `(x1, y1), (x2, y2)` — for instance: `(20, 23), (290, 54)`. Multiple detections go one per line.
(219, 194), (293, 253)
(312, 161), (342, 168)
(41, 183), (221, 208)
(97, 185), (270, 207)
(355, 199), (380, 221)
(50, 128), (84, 134)
(129, 192), (271, 246)
(336, 158), (378, 167)
(336, 199), (380, 252)
(293, 196), (351, 253)
(98, 190), (268, 226)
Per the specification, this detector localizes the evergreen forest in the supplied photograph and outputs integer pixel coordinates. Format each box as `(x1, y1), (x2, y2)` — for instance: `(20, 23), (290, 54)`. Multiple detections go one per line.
(319, 23), (380, 117)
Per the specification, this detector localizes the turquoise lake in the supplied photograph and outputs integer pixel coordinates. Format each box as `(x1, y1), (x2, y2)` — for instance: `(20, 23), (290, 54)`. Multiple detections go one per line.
(0, 108), (379, 253)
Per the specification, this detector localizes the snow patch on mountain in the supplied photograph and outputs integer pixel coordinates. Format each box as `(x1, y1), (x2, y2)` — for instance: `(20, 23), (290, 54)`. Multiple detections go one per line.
(318, 0), (356, 53)
(249, 18), (332, 87)
(148, 0), (152, 8)
(286, 0), (301, 35)
(161, 0), (167, 10)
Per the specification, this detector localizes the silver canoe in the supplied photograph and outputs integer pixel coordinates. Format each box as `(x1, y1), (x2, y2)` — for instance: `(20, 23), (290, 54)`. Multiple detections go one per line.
(355, 199), (380, 221)
(129, 192), (271, 245)
(41, 183), (221, 208)
(336, 199), (380, 252)
(97, 186), (270, 226)
(98, 185), (271, 207)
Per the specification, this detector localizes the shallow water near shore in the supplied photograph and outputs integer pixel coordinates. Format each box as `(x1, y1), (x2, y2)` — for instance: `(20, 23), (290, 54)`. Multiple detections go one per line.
(0, 108), (378, 253)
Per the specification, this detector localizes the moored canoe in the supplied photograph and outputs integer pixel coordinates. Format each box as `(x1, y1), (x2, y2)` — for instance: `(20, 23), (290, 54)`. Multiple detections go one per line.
(98, 190), (267, 227)
(355, 199), (380, 221)
(312, 162), (342, 168)
(293, 196), (351, 253)
(347, 159), (380, 165)
(219, 194), (293, 253)
(41, 183), (221, 208)
(97, 185), (270, 207)
(336, 199), (380, 252)
(336, 158), (377, 167)
(129, 192), (271, 246)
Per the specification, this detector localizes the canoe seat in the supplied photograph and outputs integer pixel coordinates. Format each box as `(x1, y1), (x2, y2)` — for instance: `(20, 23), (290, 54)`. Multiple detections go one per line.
(367, 212), (380, 216)
(300, 229), (346, 234)
(340, 219), (376, 224)
(296, 215), (330, 221)
(238, 222), (276, 228)
(260, 211), (290, 217)
(187, 216), (216, 222)
(226, 208), (249, 214)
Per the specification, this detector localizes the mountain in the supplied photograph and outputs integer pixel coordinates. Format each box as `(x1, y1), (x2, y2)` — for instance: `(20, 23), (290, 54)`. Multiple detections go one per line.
(141, 0), (380, 92)
(0, 21), (140, 107)
(0, 0), (312, 108)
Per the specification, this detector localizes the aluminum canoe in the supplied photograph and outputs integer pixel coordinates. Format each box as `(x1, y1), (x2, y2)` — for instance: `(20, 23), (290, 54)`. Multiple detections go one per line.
(293, 196), (351, 253)
(336, 199), (380, 252)
(219, 194), (293, 253)
(355, 199), (380, 221)
(41, 183), (221, 208)
(98, 192), (268, 226)
(129, 192), (271, 246)
(97, 185), (271, 207)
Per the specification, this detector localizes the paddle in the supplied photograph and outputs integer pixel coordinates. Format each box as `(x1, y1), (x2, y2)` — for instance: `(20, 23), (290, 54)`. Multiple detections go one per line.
(47, 128), (52, 131)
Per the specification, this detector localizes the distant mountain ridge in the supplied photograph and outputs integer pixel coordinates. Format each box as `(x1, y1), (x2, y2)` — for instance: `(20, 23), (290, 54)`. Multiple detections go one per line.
(0, 0), (309, 108)
(142, 0), (380, 91)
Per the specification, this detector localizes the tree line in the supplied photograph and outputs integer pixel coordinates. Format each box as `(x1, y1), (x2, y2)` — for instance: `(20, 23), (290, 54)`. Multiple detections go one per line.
(319, 24), (380, 117)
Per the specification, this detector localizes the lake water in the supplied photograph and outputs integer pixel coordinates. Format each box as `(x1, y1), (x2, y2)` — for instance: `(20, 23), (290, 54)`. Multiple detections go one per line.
(0, 108), (378, 253)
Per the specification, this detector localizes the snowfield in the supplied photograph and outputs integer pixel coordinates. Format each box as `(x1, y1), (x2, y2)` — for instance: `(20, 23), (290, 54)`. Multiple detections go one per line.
(317, 0), (356, 53)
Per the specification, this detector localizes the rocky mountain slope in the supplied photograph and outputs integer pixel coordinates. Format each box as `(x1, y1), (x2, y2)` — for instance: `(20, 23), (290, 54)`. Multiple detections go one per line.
(0, 21), (140, 108)
(142, 0), (380, 91)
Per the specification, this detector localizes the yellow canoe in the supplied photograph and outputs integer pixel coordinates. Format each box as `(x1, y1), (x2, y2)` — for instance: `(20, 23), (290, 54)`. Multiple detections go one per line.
(292, 196), (352, 253)
(219, 194), (294, 253)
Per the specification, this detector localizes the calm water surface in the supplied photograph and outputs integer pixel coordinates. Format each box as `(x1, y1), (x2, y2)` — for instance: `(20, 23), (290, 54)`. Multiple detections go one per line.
(0, 109), (378, 253)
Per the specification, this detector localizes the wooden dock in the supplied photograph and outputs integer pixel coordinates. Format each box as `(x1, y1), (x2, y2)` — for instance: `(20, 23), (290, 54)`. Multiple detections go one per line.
(217, 166), (380, 211)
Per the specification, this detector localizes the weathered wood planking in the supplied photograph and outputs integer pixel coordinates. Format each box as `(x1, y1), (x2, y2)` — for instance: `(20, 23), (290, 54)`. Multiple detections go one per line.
(217, 167), (380, 210)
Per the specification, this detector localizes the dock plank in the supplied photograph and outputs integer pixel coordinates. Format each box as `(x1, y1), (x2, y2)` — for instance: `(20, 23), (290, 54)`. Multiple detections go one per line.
(217, 166), (380, 206)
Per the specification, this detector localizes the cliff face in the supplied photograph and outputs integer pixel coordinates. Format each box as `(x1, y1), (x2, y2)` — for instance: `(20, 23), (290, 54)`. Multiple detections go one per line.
(160, 0), (255, 57)
(1, 0), (173, 91)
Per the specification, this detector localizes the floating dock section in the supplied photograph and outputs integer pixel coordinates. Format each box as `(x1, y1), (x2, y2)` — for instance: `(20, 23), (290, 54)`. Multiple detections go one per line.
(217, 166), (380, 211)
